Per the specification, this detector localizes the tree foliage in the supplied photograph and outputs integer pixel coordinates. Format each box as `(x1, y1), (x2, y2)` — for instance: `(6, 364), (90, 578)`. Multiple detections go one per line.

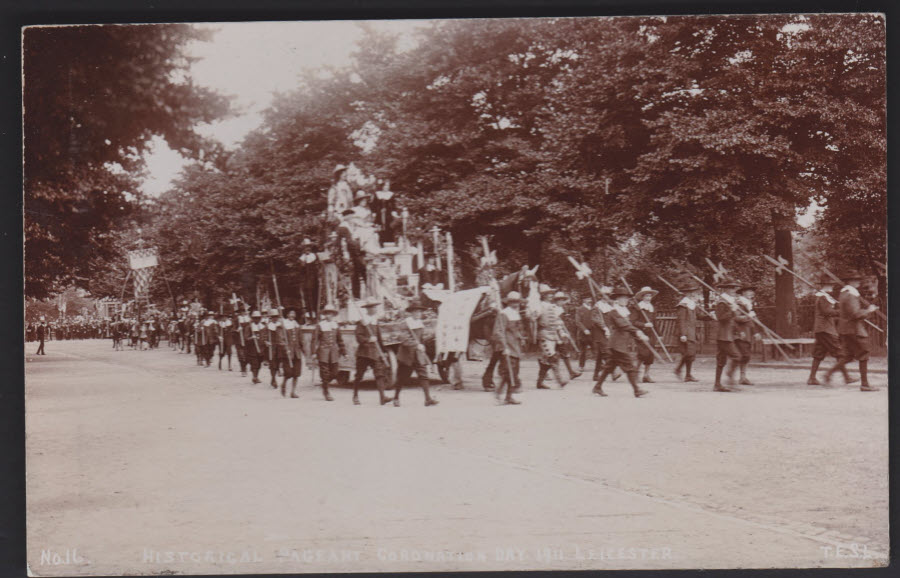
(24, 24), (231, 298)
(77, 15), (885, 310)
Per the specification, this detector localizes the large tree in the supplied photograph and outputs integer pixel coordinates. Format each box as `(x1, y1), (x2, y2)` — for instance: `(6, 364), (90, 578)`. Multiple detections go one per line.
(24, 24), (230, 298)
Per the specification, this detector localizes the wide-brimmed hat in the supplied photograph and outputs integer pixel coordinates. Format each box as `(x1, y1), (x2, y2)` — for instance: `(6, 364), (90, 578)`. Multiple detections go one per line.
(321, 304), (338, 314)
(301, 238), (315, 247)
(815, 275), (836, 286)
(841, 269), (864, 282)
(406, 299), (429, 312)
(598, 285), (613, 295)
(716, 277), (740, 289)
(360, 298), (381, 309)
(738, 282), (756, 293)
(268, 308), (280, 317)
(538, 284), (554, 294)
(552, 291), (568, 301)
(611, 285), (633, 298)
(355, 190), (369, 200)
(250, 310), (262, 318)
(679, 281), (701, 292)
(333, 164), (347, 175)
(634, 286), (658, 301)
(503, 291), (522, 303)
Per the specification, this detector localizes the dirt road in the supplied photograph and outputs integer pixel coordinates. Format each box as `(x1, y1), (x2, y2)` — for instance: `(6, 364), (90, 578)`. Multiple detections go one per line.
(25, 341), (888, 574)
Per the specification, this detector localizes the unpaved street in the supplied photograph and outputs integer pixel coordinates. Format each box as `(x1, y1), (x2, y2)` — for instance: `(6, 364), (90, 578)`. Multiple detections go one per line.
(26, 341), (888, 574)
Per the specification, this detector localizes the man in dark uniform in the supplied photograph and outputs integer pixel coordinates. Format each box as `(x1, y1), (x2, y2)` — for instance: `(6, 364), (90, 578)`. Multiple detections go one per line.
(574, 296), (594, 373)
(244, 310), (265, 384)
(831, 270), (879, 391)
(713, 278), (748, 392)
(673, 281), (706, 382)
(807, 276), (850, 385)
(591, 286), (649, 398)
(393, 299), (439, 407)
(352, 299), (390, 406)
(492, 291), (525, 405)
(36, 317), (47, 355)
(313, 304), (344, 401)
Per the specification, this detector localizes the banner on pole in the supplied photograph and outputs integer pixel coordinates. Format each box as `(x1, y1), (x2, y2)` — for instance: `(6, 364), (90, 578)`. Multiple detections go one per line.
(433, 287), (487, 355)
(128, 247), (159, 270)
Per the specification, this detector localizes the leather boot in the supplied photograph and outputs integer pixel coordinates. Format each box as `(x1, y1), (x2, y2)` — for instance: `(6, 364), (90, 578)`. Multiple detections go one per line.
(842, 365), (857, 385)
(714, 365), (732, 392)
(280, 379), (286, 397)
(592, 369), (610, 396)
(739, 363), (752, 385)
(423, 378), (439, 406)
(684, 359), (698, 382)
(642, 365), (654, 383)
(322, 381), (333, 401)
(536, 363), (550, 389)
(629, 371), (649, 397)
(673, 359), (684, 379)
(290, 380), (299, 398)
(377, 378), (390, 405)
(859, 361), (879, 391)
(807, 358), (822, 385)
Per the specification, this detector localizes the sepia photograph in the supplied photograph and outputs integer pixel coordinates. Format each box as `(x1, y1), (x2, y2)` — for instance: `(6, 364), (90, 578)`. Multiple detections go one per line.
(23, 12), (887, 574)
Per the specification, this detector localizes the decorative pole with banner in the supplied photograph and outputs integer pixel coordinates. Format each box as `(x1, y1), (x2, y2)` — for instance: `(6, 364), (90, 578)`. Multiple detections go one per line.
(127, 246), (159, 321)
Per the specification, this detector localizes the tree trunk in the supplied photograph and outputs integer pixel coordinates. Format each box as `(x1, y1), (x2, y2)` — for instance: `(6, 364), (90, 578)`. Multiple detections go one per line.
(773, 217), (795, 338)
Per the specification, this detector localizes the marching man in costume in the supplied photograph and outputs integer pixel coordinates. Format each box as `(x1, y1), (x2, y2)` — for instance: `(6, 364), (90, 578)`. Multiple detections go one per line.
(713, 279), (748, 392)
(234, 307), (250, 377)
(217, 312), (234, 371)
(630, 286), (659, 384)
(574, 296), (594, 374)
(266, 308), (284, 390)
(244, 310), (265, 384)
(201, 310), (218, 367)
(673, 280), (706, 382)
(590, 287), (614, 382)
(592, 285), (650, 398)
(492, 291), (525, 405)
(531, 284), (569, 389)
(313, 304), (344, 402)
(553, 291), (582, 380)
(352, 299), (390, 406)
(280, 309), (304, 398)
(393, 299), (439, 407)
(734, 283), (757, 385)
(832, 270), (879, 391)
(808, 276), (851, 386)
